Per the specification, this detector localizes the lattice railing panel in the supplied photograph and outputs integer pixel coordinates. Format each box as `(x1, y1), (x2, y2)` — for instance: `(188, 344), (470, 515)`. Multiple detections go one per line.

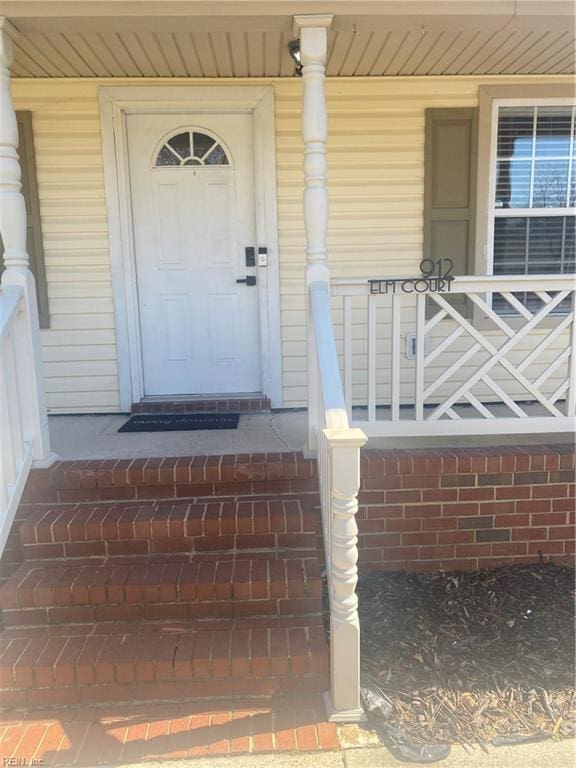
(330, 275), (576, 436)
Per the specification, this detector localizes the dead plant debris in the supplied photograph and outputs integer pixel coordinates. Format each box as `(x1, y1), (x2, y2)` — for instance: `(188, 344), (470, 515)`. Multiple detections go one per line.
(357, 563), (575, 746)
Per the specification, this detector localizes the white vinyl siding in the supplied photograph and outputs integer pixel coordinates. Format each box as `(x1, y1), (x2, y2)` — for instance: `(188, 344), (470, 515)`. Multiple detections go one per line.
(10, 74), (573, 412)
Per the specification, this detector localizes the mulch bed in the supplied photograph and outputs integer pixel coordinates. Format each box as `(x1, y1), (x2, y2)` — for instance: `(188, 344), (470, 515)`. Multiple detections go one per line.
(358, 563), (575, 747)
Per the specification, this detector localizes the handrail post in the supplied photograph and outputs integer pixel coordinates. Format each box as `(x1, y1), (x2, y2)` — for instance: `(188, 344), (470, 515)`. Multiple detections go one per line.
(294, 14), (333, 455)
(0, 18), (54, 467)
(323, 427), (367, 722)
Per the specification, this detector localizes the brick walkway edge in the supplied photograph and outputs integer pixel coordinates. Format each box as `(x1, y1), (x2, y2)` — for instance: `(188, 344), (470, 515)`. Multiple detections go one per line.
(0, 697), (339, 765)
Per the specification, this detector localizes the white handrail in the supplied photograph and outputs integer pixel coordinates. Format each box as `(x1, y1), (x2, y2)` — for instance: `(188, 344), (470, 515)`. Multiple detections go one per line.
(309, 281), (349, 430)
(308, 279), (367, 723)
(0, 20), (54, 556)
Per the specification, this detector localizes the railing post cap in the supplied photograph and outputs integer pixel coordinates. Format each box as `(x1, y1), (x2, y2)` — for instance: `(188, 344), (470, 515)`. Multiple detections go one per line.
(323, 427), (367, 447)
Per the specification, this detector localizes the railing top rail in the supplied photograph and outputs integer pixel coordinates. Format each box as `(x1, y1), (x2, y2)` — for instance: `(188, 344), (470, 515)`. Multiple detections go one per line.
(332, 274), (576, 296)
(0, 284), (24, 349)
(309, 280), (349, 431)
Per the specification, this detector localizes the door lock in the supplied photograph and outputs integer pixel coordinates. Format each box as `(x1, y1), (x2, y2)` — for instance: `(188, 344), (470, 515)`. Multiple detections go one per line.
(236, 275), (257, 286)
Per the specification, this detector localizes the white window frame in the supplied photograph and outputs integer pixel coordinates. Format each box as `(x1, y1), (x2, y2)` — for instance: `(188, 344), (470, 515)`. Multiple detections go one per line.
(485, 96), (576, 277)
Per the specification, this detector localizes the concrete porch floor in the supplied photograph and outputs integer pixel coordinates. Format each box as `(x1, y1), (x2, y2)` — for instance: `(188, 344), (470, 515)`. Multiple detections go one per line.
(47, 411), (574, 460)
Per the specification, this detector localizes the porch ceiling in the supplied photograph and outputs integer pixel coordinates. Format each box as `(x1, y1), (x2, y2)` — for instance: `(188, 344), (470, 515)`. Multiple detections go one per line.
(3, 2), (575, 77)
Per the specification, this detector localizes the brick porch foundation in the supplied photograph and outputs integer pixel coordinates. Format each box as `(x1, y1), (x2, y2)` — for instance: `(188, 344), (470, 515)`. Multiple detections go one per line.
(356, 444), (575, 571)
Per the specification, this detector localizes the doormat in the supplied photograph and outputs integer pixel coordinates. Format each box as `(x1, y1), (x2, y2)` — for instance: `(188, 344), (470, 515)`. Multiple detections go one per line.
(118, 413), (240, 433)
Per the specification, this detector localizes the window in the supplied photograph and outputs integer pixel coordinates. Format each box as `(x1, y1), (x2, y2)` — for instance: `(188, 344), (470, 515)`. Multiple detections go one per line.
(490, 104), (575, 312)
(154, 130), (229, 167)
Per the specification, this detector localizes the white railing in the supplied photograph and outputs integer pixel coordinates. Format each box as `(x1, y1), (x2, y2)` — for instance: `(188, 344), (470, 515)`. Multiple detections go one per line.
(0, 284), (35, 551)
(331, 274), (576, 437)
(0, 21), (54, 556)
(308, 280), (367, 722)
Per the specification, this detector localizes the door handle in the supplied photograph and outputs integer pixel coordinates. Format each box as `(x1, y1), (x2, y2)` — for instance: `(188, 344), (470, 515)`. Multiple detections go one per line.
(236, 276), (256, 286)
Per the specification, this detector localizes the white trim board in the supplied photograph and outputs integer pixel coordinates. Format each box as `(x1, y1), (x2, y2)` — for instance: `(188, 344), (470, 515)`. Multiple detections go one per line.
(99, 85), (282, 411)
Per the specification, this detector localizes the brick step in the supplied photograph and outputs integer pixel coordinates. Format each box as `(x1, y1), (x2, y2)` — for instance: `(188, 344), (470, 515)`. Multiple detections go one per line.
(132, 396), (271, 414)
(0, 621), (329, 710)
(0, 556), (323, 626)
(21, 453), (318, 505)
(18, 499), (318, 560)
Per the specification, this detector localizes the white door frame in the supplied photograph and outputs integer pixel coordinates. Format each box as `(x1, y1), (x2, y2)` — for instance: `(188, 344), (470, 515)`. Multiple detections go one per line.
(99, 85), (282, 411)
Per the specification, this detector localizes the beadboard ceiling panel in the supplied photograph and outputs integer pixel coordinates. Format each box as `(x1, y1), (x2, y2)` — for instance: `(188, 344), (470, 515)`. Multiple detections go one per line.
(7, 13), (575, 77)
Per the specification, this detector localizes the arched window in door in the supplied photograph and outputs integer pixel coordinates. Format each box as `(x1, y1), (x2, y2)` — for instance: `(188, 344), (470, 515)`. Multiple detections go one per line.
(154, 130), (230, 167)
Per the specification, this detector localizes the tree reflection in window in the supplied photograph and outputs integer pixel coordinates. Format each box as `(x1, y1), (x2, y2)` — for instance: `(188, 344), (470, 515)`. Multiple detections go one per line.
(154, 131), (229, 167)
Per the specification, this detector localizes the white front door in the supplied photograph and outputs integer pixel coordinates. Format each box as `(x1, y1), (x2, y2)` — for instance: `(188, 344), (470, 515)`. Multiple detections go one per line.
(127, 113), (261, 396)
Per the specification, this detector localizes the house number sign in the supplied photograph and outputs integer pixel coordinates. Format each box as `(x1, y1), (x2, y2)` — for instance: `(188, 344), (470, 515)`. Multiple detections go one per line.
(369, 258), (455, 295)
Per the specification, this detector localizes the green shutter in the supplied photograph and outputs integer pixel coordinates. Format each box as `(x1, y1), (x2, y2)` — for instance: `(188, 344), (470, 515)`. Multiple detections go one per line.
(423, 107), (477, 320)
(0, 111), (49, 328)
(424, 107), (478, 275)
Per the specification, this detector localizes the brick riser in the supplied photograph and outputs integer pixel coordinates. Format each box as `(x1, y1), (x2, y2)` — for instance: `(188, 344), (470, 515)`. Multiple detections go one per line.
(19, 454), (318, 506)
(1, 557), (323, 627)
(132, 397), (271, 414)
(17, 499), (319, 561)
(0, 624), (328, 710)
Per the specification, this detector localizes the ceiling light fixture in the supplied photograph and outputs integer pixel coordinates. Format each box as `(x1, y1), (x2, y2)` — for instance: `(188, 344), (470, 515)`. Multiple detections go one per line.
(288, 39), (302, 76)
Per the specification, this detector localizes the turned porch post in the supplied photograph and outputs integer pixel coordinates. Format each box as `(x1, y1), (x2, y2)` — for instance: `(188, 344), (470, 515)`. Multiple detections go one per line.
(325, 430), (366, 721)
(0, 18), (53, 465)
(295, 14), (333, 454)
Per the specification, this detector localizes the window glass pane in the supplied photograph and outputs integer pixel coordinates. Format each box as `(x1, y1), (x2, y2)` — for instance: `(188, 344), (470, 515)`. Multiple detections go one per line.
(497, 108), (533, 159)
(493, 217), (527, 274)
(167, 132), (190, 159)
(155, 145), (180, 166)
(532, 159), (569, 207)
(535, 107), (572, 158)
(526, 217), (564, 272)
(495, 159), (531, 208)
(193, 132), (215, 158)
(565, 217), (575, 272)
(204, 145), (229, 165)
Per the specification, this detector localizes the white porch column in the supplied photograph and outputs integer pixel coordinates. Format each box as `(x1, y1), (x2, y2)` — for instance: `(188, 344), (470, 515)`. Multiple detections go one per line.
(0, 18), (54, 465)
(295, 14), (333, 285)
(294, 14), (333, 454)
